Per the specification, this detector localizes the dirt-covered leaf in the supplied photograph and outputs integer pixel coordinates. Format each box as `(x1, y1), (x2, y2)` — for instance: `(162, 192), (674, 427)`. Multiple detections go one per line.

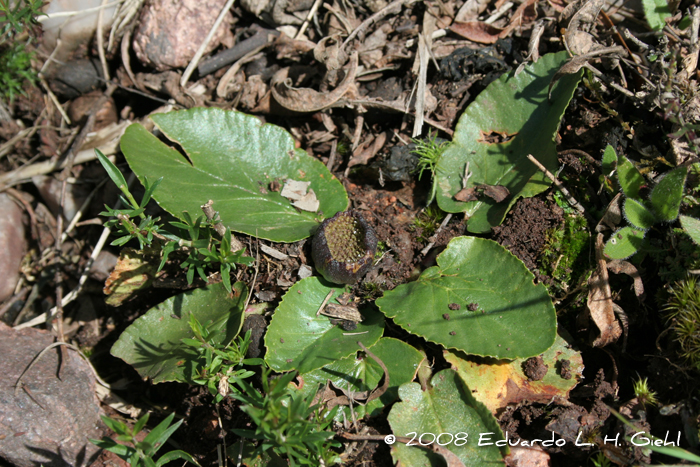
(623, 198), (657, 230)
(376, 237), (556, 359)
(120, 108), (348, 242)
(617, 153), (645, 200)
(444, 333), (583, 414)
(604, 226), (645, 260)
(111, 282), (247, 383)
(680, 215), (700, 245)
(388, 369), (505, 467)
(291, 337), (424, 420)
(265, 277), (384, 373)
(650, 166), (687, 222)
(435, 51), (582, 233)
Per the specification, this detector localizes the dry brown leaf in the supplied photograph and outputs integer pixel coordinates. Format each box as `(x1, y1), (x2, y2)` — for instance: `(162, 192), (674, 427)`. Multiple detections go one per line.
(587, 233), (622, 347)
(454, 187), (479, 202)
(480, 184), (510, 202)
(450, 0), (537, 44)
(450, 21), (506, 44)
(565, 0), (605, 55)
(607, 260), (645, 301)
(293, 190), (320, 212)
(271, 52), (358, 112)
(347, 132), (387, 169)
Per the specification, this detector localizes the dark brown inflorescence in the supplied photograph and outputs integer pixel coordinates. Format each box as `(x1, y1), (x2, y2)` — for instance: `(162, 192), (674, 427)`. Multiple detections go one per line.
(312, 210), (378, 284)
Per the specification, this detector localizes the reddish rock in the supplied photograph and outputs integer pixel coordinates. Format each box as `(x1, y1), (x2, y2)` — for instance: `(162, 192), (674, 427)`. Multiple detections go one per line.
(0, 323), (102, 466)
(133, 0), (235, 71)
(0, 194), (26, 302)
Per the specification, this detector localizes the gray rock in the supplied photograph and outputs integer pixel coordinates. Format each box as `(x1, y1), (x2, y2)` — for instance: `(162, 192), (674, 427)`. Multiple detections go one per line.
(0, 323), (102, 467)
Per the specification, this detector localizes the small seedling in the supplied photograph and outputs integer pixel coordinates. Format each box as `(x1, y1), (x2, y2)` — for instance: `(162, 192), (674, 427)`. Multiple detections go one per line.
(90, 412), (200, 467)
(231, 367), (341, 466)
(590, 451), (612, 467)
(95, 149), (253, 293)
(181, 314), (263, 403)
(603, 145), (687, 260)
(632, 377), (659, 408)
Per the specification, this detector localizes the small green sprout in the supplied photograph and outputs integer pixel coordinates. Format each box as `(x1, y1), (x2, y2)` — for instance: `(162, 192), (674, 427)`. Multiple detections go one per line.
(412, 131), (448, 205)
(632, 377), (659, 408)
(590, 451), (612, 467)
(90, 412), (200, 467)
(181, 315), (262, 404)
(231, 367), (342, 466)
(95, 149), (253, 293)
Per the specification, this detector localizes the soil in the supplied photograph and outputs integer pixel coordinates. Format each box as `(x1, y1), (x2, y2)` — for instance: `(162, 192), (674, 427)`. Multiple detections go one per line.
(1, 1), (700, 466)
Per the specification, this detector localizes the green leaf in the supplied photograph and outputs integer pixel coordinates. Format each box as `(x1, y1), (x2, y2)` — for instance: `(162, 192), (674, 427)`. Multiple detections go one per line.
(111, 282), (247, 383)
(291, 337), (424, 420)
(680, 215), (700, 245)
(623, 198), (657, 230)
(617, 154), (645, 199)
(89, 437), (134, 459)
(120, 108), (348, 242)
(603, 227), (645, 260)
(388, 369), (505, 466)
(601, 145), (617, 177)
(156, 450), (201, 467)
(642, 0), (672, 30)
(95, 148), (128, 190)
(133, 413), (150, 436)
(650, 166), (687, 222)
(376, 237), (556, 359)
(435, 51), (582, 233)
(99, 415), (130, 436)
(143, 413), (182, 456)
(264, 277), (384, 373)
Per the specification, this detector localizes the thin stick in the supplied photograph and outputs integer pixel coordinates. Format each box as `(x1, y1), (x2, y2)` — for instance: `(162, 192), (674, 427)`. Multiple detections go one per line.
(526, 154), (589, 218)
(295, 0), (323, 39)
(316, 290), (334, 316)
(14, 174), (134, 330)
(412, 34), (428, 137)
(180, 0), (236, 87)
(420, 213), (452, 256)
(97, 0), (111, 81)
(39, 77), (71, 125)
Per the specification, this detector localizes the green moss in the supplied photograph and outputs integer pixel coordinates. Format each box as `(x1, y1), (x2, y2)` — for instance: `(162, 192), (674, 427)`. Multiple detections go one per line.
(664, 276), (700, 370)
(411, 206), (445, 243)
(540, 214), (591, 292)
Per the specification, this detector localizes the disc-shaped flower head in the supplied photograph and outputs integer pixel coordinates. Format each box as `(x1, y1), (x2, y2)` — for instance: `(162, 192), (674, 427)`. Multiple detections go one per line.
(312, 210), (378, 284)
